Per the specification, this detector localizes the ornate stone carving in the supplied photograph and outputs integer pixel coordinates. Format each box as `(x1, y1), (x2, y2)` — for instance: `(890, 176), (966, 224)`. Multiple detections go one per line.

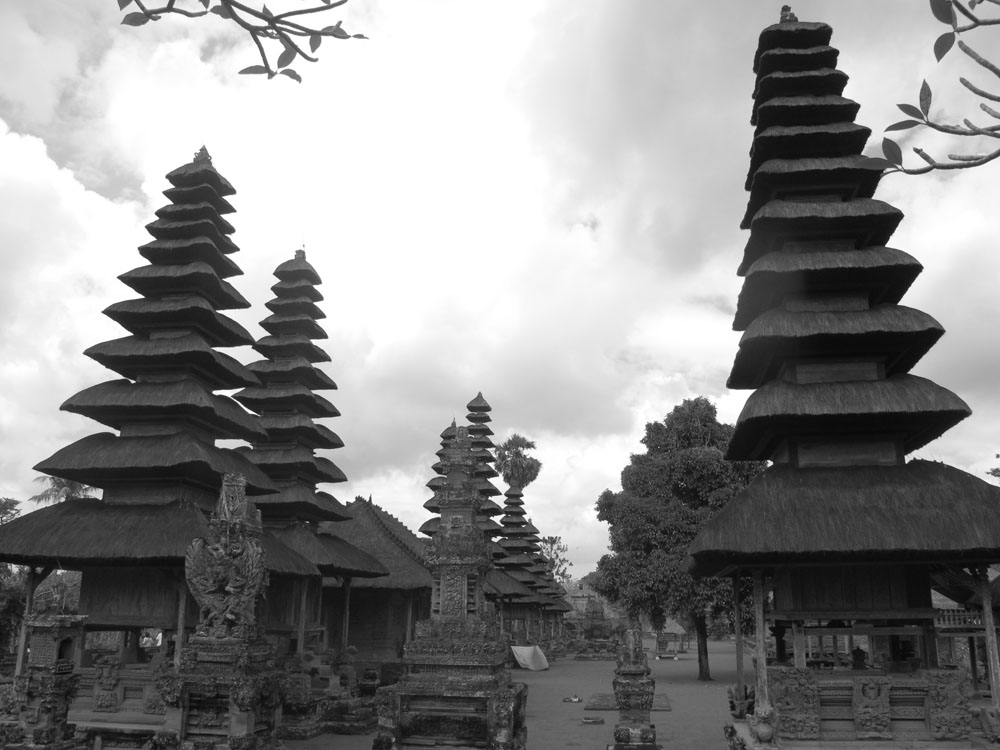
(93, 656), (122, 712)
(185, 474), (266, 640)
(768, 667), (820, 739)
(853, 676), (891, 739)
(927, 670), (972, 740)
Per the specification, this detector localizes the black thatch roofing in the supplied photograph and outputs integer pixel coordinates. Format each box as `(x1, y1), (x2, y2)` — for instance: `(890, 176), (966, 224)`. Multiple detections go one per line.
(740, 199), (903, 275)
(752, 68), (848, 116)
(272, 278), (323, 302)
(742, 155), (884, 228)
(86, 333), (259, 389)
(257, 414), (343, 449)
(265, 296), (325, 319)
(246, 358), (336, 389)
(252, 335), (330, 363)
(236, 383), (339, 417)
(35, 432), (278, 495)
(689, 461), (1000, 576)
(270, 524), (387, 577)
(274, 255), (322, 284)
(484, 569), (534, 599)
(249, 484), (350, 522)
(727, 375), (971, 460)
(728, 305), (944, 389)
(756, 45), (839, 79)
(755, 94), (859, 132)
(62, 378), (265, 442)
(733, 246), (921, 329)
(237, 446), (346, 484)
(753, 21), (833, 72)
(0, 498), (315, 576)
(162, 184), (235, 215)
(104, 297), (254, 347)
(165, 152), (235, 196)
(324, 499), (432, 590)
(153, 202), (235, 235)
(747, 122), (871, 189)
(118, 262), (250, 310)
(138, 237), (242, 279)
(260, 313), (327, 340)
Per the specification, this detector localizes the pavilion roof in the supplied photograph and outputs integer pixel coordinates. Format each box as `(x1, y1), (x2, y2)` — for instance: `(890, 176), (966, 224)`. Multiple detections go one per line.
(270, 523), (387, 578)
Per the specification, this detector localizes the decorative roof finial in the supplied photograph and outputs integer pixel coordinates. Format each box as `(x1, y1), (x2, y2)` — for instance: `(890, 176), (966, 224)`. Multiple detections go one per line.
(295, 245), (306, 260)
(193, 145), (212, 164)
(780, 5), (797, 23)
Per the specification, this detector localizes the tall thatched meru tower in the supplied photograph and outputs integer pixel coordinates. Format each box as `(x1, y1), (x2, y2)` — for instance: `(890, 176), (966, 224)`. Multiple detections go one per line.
(688, 7), (1000, 748)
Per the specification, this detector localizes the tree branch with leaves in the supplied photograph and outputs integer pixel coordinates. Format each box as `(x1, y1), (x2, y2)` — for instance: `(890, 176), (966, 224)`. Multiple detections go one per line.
(118, 0), (365, 82)
(880, 0), (1000, 173)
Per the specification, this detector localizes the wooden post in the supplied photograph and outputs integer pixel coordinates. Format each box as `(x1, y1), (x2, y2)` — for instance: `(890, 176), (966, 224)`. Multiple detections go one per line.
(732, 575), (745, 703)
(15, 568), (38, 676)
(405, 596), (414, 642)
(340, 577), (352, 654)
(297, 580), (309, 655)
(977, 568), (1000, 710)
(792, 623), (806, 668)
(174, 581), (187, 671)
(753, 570), (771, 712)
(970, 637), (980, 693)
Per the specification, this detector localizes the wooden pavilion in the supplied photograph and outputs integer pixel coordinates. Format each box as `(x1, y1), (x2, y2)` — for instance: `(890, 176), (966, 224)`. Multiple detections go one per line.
(688, 9), (1000, 748)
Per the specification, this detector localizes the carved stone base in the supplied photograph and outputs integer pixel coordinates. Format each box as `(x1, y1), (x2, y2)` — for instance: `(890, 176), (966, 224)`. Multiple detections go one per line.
(607, 717), (657, 750)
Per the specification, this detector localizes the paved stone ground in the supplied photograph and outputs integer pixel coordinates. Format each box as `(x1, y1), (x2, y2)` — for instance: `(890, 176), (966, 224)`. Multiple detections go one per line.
(286, 638), (751, 749)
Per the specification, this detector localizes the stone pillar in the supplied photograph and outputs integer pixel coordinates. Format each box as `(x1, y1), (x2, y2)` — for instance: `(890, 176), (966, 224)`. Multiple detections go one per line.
(607, 624), (656, 750)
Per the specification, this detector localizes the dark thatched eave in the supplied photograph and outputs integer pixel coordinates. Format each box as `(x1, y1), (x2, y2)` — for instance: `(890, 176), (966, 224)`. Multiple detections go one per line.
(236, 446), (346, 484)
(34, 432), (278, 495)
(85, 333), (260, 389)
(747, 122), (871, 189)
(118, 262), (250, 311)
(235, 384), (340, 418)
(269, 524), (387, 577)
(62, 378), (266, 442)
(153, 202), (235, 236)
(756, 45), (839, 79)
(138, 237), (242, 279)
(265, 296), (325, 320)
(740, 199), (903, 275)
(742, 156), (885, 229)
(246, 358), (336, 390)
(272, 278), (323, 302)
(752, 68), (849, 120)
(162, 184), (235, 216)
(260, 314), (327, 340)
(257, 414), (343, 449)
(252, 335), (330, 364)
(688, 460), (1000, 577)
(727, 375), (971, 460)
(0, 498), (315, 576)
(754, 94), (859, 132)
(728, 305), (944, 389)
(251, 484), (350, 522)
(734, 246), (921, 330)
(753, 22), (833, 73)
(484, 569), (534, 599)
(165, 157), (235, 196)
(274, 255), (322, 284)
(103, 297), (254, 348)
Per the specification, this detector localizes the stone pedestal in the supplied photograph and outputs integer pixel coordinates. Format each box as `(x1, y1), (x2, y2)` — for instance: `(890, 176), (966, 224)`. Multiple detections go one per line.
(607, 628), (658, 750)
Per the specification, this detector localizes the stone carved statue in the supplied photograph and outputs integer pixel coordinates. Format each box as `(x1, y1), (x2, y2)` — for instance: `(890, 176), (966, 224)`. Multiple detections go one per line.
(185, 474), (266, 639)
(853, 677), (891, 739)
(927, 670), (972, 740)
(768, 667), (820, 739)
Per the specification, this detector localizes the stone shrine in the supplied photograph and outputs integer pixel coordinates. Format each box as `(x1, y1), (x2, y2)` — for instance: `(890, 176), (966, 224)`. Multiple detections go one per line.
(608, 626), (657, 750)
(373, 395), (527, 750)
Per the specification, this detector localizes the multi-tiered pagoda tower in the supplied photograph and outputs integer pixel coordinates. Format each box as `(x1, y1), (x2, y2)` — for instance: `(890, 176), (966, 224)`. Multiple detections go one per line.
(690, 9), (1000, 746)
(374, 395), (527, 750)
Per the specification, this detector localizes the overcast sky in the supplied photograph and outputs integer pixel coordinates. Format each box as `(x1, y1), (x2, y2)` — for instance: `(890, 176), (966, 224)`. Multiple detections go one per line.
(1, 1), (998, 574)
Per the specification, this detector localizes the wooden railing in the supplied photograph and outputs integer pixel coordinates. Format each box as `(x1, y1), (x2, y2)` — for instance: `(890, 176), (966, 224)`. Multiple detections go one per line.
(934, 609), (983, 629)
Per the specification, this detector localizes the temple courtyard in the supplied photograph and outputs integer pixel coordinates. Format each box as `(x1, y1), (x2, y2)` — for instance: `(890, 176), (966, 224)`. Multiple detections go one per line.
(289, 638), (753, 750)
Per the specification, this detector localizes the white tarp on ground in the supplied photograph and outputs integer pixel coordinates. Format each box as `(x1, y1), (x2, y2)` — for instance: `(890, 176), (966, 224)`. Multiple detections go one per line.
(510, 645), (549, 670)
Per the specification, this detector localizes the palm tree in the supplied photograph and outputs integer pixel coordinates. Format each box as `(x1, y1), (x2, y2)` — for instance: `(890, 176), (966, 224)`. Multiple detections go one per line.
(494, 434), (542, 490)
(27, 476), (97, 505)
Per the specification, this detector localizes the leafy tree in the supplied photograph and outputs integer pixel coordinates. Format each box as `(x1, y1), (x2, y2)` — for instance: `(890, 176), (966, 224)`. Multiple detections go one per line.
(593, 397), (765, 681)
(538, 535), (573, 584)
(27, 477), (97, 505)
(880, 0), (1000, 173)
(0, 499), (19, 526)
(117, 0), (365, 81)
(494, 434), (542, 491)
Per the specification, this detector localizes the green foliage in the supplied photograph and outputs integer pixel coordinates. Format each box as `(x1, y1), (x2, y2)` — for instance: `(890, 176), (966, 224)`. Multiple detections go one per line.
(27, 476), (97, 505)
(495, 434), (542, 490)
(593, 397), (765, 679)
(538, 535), (573, 584)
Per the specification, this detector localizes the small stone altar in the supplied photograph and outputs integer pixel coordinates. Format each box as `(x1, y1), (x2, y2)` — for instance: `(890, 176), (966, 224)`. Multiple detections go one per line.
(373, 396), (527, 750)
(607, 626), (658, 750)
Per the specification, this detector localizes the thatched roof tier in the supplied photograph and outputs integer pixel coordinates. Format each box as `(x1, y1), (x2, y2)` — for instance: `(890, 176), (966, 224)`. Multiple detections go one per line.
(756, 44), (838, 78)
(752, 68), (848, 118)
(325, 499), (432, 590)
(62, 378), (265, 442)
(152, 202), (236, 236)
(270, 524), (387, 577)
(0, 498), (315, 575)
(274, 254), (322, 283)
(260, 313), (327, 340)
(728, 305), (944, 388)
(34, 432), (277, 495)
(484, 569), (534, 599)
(118, 262), (250, 310)
(252, 484), (349, 522)
(734, 246), (921, 329)
(85, 333), (259, 389)
(754, 95), (859, 132)
(138, 237), (242, 278)
(753, 22), (833, 72)
(746, 122), (871, 189)
(257, 414), (343, 449)
(252, 334), (331, 363)
(271, 277), (323, 302)
(103, 297), (254, 346)
(246, 358), (336, 389)
(236, 446), (346, 484)
(265, 296), (325, 319)
(688, 461), (1000, 577)
(165, 149), (236, 196)
(162, 184), (235, 215)
(740, 199), (902, 275)
(727, 375), (971, 460)
(742, 156), (884, 228)
(234, 383), (340, 417)
(417, 515), (503, 537)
